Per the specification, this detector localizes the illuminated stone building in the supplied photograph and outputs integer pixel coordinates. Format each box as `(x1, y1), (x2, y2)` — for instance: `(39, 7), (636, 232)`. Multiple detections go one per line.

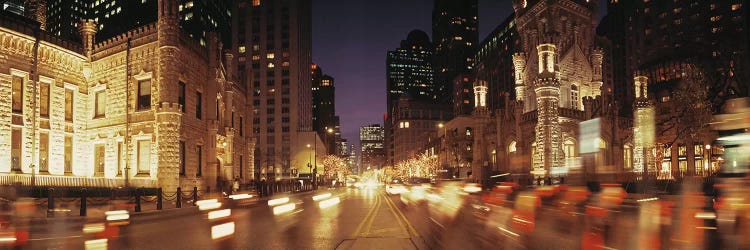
(0, 0), (254, 192)
(482, 0), (632, 180)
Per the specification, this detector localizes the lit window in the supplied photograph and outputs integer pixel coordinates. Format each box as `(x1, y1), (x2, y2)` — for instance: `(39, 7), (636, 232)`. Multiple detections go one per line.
(282, 61), (289, 67)
(11, 76), (22, 113)
(405, 121), (409, 128)
(508, 141), (517, 153)
(185, 1), (193, 8)
(239, 46), (246, 53)
(253, 45), (259, 51)
(731, 4), (741, 11)
(571, 84), (579, 109)
(454, 36), (463, 41)
(252, 0), (260, 6)
(11, 128), (21, 171)
(137, 139), (151, 173)
(95, 89), (106, 117)
(184, 12), (193, 20)
(266, 53), (275, 59)
(252, 55), (260, 60)
(40, 83), (49, 117)
(661, 96), (670, 102)
(65, 89), (74, 121)
(268, 62), (275, 68)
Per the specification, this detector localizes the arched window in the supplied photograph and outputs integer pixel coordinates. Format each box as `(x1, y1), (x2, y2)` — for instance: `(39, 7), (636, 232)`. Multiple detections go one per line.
(624, 144), (633, 169)
(508, 141), (517, 153)
(564, 139), (576, 158)
(571, 84), (579, 109)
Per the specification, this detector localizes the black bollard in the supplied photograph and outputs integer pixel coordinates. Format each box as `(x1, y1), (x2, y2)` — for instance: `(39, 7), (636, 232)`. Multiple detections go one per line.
(47, 188), (54, 218)
(192, 187), (198, 206)
(135, 188), (141, 212)
(176, 187), (182, 208)
(80, 188), (87, 216)
(157, 188), (163, 210)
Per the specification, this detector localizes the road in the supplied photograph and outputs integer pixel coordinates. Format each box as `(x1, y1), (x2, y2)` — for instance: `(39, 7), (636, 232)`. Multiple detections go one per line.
(11, 186), (727, 249)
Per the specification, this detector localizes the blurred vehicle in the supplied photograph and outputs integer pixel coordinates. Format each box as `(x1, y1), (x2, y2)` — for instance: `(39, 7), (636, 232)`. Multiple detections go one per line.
(345, 175), (360, 188)
(386, 179), (408, 195)
(400, 184), (431, 207)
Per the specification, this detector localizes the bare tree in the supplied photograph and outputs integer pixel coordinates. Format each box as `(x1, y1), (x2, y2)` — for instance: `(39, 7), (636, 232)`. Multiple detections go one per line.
(654, 64), (713, 177)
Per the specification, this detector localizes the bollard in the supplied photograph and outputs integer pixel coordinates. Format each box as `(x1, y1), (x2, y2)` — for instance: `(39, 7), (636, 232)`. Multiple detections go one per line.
(192, 187), (198, 206)
(47, 188), (54, 218)
(135, 188), (141, 212)
(157, 188), (163, 210)
(80, 188), (87, 216)
(176, 187), (182, 208)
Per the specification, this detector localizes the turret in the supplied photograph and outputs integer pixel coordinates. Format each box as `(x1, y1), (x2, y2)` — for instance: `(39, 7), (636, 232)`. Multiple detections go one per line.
(78, 19), (97, 60)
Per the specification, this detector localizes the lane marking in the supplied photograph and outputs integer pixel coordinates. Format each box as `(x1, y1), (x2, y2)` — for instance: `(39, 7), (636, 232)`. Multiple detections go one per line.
(352, 191), (380, 237)
(381, 193), (410, 236)
(363, 194), (381, 236)
(383, 191), (421, 238)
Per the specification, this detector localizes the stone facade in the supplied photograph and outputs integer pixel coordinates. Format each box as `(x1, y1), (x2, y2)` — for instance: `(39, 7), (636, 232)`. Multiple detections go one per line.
(0, 0), (254, 192)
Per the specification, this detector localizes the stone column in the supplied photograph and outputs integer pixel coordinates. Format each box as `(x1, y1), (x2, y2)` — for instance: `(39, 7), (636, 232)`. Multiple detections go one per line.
(155, 0), (182, 192)
(533, 44), (563, 178)
(156, 103), (182, 192)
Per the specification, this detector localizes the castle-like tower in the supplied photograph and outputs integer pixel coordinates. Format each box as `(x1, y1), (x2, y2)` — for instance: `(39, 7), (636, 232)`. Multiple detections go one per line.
(511, 0), (603, 175)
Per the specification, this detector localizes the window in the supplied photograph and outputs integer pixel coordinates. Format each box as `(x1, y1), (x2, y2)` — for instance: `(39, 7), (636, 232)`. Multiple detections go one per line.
(694, 144), (703, 156)
(64, 135), (73, 173)
(508, 141), (517, 153)
(94, 90), (106, 117)
(571, 84), (579, 109)
(178, 81), (186, 112)
(196, 145), (203, 176)
(40, 83), (50, 117)
(137, 79), (151, 110)
(137, 139), (151, 173)
(564, 140), (576, 158)
(623, 145), (633, 169)
(196, 92), (202, 119)
(732, 4), (741, 11)
(94, 144), (105, 175)
(65, 89), (74, 121)
(239, 117), (244, 136)
(11, 128), (21, 171)
(11, 76), (22, 113)
(40, 132), (48, 172)
(180, 141), (186, 176)
(239, 155), (243, 178)
(678, 145), (687, 156)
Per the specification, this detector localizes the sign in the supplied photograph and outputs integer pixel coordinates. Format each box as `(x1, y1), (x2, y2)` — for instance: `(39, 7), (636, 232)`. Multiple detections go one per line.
(579, 118), (600, 154)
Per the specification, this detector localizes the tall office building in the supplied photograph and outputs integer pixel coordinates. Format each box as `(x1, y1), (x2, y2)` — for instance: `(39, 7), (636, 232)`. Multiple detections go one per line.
(233, 0), (313, 179)
(360, 124), (385, 170)
(311, 64), (337, 153)
(44, 0), (231, 46)
(602, 0), (749, 114)
(432, 0), (478, 111)
(385, 30), (434, 166)
(474, 14), (519, 111)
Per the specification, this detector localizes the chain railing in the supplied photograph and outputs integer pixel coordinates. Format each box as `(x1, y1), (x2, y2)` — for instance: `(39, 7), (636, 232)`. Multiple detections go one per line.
(0, 180), (317, 217)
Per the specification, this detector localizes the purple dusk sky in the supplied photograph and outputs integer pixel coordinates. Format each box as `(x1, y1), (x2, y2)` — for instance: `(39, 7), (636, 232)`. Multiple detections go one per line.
(312, 0), (513, 149)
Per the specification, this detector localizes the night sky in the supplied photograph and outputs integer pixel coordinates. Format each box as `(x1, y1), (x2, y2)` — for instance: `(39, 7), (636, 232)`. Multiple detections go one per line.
(312, 1), (606, 149)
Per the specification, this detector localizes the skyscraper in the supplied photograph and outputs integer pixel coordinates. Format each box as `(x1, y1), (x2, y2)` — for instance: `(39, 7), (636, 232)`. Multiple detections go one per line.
(602, 0), (749, 114)
(44, 0), (231, 47)
(432, 0), (478, 111)
(385, 29), (434, 166)
(233, 0), (312, 179)
(1, 0), (25, 16)
(360, 124), (385, 170)
(311, 64), (337, 154)
(474, 14), (519, 111)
